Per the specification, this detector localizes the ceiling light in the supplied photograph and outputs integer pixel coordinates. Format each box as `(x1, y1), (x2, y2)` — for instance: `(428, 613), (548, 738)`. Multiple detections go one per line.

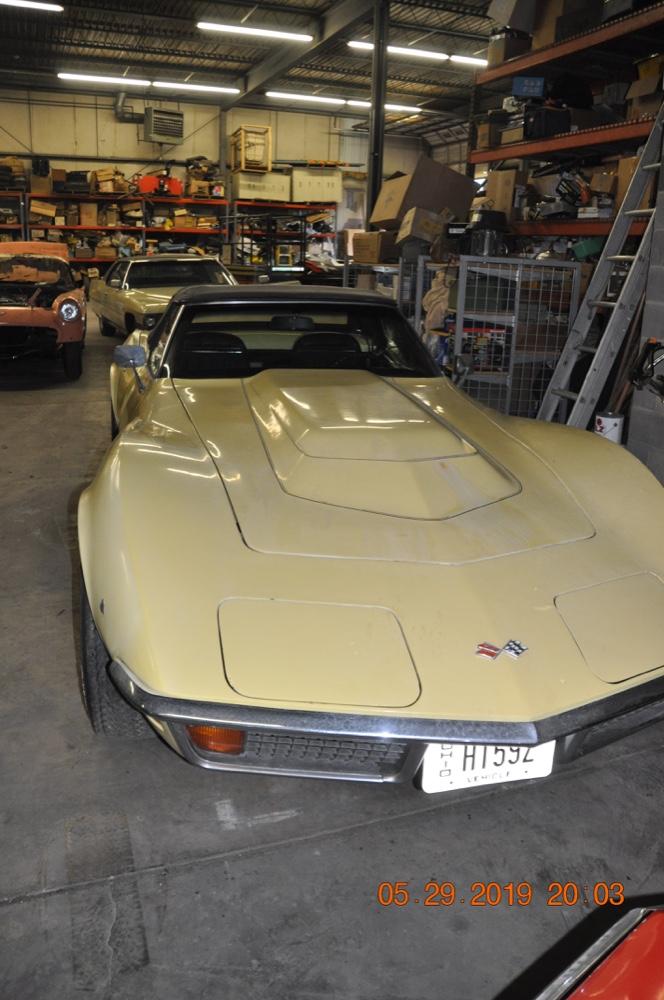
(450, 54), (488, 67)
(346, 100), (422, 113)
(385, 103), (422, 113)
(58, 72), (150, 87)
(198, 21), (313, 42)
(348, 40), (449, 62)
(153, 81), (240, 94)
(266, 91), (346, 105)
(0, 0), (63, 9)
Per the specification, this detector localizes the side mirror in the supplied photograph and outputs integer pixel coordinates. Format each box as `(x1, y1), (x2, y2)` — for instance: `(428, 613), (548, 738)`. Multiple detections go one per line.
(108, 277), (121, 288)
(114, 344), (147, 369)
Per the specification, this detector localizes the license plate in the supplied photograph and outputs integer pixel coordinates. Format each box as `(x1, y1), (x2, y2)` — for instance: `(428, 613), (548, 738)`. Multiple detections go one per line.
(421, 740), (556, 794)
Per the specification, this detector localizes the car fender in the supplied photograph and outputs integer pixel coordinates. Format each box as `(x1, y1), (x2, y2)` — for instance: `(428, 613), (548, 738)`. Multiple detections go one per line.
(486, 410), (664, 565)
(78, 386), (240, 697)
(50, 289), (87, 343)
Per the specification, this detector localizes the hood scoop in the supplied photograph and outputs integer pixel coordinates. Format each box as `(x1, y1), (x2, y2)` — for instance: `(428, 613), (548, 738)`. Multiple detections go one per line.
(245, 370), (520, 520)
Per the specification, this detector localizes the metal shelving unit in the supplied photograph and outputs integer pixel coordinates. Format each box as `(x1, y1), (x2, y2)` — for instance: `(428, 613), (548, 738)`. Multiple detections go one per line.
(469, 117), (656, 165)
(476, 3), (664, 86)
(231, 200), (337, 277)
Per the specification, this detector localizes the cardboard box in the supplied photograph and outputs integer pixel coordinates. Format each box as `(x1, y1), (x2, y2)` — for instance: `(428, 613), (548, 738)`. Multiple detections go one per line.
(30, 173), (52, 195)
(291, 168), (343, 203)
(626, 76), (662, 120)
(487, 31), (531, 67)
(501, 124), (525, 144)
(487, 0), (536, 32)
(616, 155), (655, 209)
(369, 155), (477, 229)
(65, 206), (80, 226)
(396, 207), (450, 244)
(352, 231), (398, 264)
(186, 178), (211, 197)
(29, 199), (57, 219)
(637, 53), (664, 80)
(231, 171), (291, 201)
(590, 170), (617, 195)
(341, 229), (365, 255)
(79, 202), (99, 226)
(484, 167), (527, 220)
(531, 0), (565, 49)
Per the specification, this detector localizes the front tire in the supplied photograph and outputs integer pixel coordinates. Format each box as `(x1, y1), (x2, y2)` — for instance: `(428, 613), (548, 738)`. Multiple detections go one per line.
(79, 580), (150, 739)
(62, 341), (83, 380)
(100, 318), (116, 337)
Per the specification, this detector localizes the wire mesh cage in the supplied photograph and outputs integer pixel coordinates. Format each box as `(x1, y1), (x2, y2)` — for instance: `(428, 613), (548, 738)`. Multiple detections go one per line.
(454, 256), (581, 417)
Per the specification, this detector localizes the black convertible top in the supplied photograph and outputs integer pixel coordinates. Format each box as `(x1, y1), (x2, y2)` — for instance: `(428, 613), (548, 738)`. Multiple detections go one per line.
(171, 283), (399, 308)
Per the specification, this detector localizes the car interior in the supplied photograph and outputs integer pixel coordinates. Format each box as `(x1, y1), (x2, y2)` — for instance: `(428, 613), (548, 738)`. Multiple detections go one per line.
(165, 307), (436, 379)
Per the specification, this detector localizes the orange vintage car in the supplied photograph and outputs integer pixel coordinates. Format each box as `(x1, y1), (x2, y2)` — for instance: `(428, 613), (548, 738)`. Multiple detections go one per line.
(0, 242), (86, 379)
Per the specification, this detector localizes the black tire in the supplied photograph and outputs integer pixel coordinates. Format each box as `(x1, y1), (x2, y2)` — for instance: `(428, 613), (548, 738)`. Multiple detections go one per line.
(111, 404), (119, 439)
(100, 318), (116, 337)
(125, 314), (136, 335)
(62, 341), (83, 380)
(79, 579), (150, 739)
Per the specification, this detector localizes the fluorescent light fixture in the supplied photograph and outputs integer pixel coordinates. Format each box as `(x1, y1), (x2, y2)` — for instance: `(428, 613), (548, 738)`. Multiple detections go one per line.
(198, 21), (313, 42)
(348, 40), (449, 62)
(0, 0), (63, 9)
(58, 72), (150, 86)
(385, 103), (422, 113)
(266, 90), (346, 105)
(450, 53), (488, 66)
(347, 100), (422, 113)
(388, 44), (449, 61)
(153, 81), (240, 94)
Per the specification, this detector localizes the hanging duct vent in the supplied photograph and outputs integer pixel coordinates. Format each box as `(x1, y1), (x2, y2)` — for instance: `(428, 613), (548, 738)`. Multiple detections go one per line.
(144, 108), (185, 143)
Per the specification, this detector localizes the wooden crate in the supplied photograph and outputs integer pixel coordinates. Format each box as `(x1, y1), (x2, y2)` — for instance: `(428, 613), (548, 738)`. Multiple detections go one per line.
(230, 125), (272, 173)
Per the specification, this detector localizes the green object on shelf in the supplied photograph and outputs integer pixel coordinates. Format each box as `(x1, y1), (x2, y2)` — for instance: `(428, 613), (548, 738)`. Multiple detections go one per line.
(572, 236), (605, 260)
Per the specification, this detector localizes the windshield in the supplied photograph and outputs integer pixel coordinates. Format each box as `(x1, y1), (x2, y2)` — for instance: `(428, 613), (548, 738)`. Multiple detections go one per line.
(161, 302), (440, 379)
(0, 255), (74, 288)
(126, 259), (233, 289)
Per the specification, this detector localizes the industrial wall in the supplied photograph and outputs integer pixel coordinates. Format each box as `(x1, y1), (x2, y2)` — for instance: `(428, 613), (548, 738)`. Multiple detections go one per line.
(0, 90), (425, 181)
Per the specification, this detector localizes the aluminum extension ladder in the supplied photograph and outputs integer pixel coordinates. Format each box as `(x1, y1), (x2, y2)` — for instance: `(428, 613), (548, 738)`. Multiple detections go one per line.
(537, 102), (664, 426)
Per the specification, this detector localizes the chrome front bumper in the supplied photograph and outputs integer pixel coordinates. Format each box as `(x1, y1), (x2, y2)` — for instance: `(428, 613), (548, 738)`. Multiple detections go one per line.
(110, 660), (664, 784)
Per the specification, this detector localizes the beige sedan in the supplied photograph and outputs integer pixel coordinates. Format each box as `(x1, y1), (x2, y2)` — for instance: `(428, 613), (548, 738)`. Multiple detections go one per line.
(89, 253), (235, 337)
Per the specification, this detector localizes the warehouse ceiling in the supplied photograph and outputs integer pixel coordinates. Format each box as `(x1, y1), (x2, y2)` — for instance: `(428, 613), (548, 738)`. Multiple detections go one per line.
(0, 0), (494, 137)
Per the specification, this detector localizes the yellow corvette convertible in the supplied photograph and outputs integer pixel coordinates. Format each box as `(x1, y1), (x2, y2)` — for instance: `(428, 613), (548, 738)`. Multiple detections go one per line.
(78, 285), (664, 793)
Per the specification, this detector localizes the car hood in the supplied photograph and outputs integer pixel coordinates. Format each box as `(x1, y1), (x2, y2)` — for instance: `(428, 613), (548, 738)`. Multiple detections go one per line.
(175, 370), (595, 564)
(122, 286), (184, 311)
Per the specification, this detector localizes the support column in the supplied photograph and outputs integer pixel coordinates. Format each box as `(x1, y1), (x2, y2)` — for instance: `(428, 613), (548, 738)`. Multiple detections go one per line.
(366, 0), (388, 221)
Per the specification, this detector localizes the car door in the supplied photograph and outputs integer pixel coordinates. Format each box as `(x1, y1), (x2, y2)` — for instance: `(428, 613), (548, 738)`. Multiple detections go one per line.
(89, 262), (116, 318)
(111, 304), (175, 432)
(104, 260), (130, 328)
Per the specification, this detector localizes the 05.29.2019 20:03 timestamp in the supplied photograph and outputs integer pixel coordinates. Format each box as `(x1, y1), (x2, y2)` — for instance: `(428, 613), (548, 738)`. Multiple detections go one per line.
(376, 881), (626, 908)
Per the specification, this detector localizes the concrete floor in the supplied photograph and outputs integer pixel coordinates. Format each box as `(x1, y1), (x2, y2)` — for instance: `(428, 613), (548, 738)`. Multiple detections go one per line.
(2, 318), (664, 1000)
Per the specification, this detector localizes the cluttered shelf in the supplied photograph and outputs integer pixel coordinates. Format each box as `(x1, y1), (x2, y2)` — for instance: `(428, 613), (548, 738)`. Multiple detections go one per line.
(469, 117), (656, 163)
(477, 3), (664, 85)
(234, 200), (337, 210)
(31, 224), (145, 231)
(144, 226), (225, 234)
(145, 196), (228, 207)
(512, 219), (648, 236)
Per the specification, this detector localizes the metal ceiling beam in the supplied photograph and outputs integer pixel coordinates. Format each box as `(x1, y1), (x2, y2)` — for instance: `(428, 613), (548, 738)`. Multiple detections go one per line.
(388, 18), (490, 41)
(226, 0), (375, 107)
(393, 0), (492, 19)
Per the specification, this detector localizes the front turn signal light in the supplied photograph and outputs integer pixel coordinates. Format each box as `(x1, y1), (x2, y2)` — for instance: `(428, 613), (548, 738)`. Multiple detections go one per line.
(187, 724), (245, 754)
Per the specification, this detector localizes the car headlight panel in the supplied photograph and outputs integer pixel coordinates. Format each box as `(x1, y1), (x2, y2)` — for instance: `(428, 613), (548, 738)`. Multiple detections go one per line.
(59, 299), (81, 323)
